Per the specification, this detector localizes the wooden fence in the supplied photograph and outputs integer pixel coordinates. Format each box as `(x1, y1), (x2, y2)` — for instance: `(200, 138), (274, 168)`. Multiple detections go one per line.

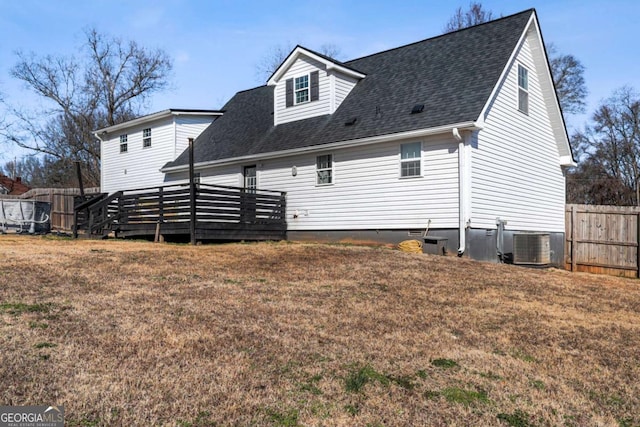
(565, 204), (640, 278)
(4, 187), (100, 232)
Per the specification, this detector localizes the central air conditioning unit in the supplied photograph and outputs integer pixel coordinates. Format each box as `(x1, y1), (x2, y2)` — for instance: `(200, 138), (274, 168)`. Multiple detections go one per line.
(513, 233), (550, 266)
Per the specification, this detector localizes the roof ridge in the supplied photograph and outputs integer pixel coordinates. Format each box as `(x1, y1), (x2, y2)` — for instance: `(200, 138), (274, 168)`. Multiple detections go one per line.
(235, 84), (269, 95)
(345, 8), (535, 65)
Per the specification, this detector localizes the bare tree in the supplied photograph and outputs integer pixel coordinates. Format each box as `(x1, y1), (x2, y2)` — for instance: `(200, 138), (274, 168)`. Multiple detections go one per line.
(1, 28), (173, 187)
(444, 2), (495, 33)
(443, 3), (587, 118)
(547, 43), (587, 114)
(0, 155), (72, 187)
(568, 87), (640, 205)
(255, 43), (343, 83)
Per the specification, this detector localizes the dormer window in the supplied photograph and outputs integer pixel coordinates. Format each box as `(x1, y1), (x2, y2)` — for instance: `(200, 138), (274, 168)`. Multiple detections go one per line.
(285, 71), (320, 108)
(294, 75), (309, 104)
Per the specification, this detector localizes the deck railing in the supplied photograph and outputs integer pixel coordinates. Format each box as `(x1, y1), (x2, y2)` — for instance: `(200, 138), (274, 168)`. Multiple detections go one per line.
(74, 183), (287, 241)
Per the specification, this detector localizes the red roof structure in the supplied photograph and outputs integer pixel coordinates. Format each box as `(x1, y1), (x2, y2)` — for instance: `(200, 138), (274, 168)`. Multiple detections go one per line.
(0, 174), (30, 195)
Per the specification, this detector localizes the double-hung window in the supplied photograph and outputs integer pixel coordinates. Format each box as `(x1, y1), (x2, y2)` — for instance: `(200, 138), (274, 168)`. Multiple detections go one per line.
(143, 128), (152, 148)
(294, 74), (309, 104)
(119, 134), (128, 153)
(518, 64), (529, 115)
(400, 142), (421, 177)
(316, 154), (333, 185)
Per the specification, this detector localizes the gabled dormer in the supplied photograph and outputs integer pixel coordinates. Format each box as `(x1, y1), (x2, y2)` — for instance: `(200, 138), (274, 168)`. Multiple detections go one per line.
(267, 46), (366, 126)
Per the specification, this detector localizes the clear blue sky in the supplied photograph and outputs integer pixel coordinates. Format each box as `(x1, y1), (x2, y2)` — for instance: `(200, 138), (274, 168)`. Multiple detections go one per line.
(1, 0), (638, 163)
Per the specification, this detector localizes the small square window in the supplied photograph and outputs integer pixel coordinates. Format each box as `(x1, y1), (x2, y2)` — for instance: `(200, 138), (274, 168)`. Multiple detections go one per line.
(294, 75), (309, 104)
(400, 142), (421, 177)
(143, 128), (152, 148)
(518, 64), (529, 115)
(316, 154), (333, 185)
(119, 134), (128, 153)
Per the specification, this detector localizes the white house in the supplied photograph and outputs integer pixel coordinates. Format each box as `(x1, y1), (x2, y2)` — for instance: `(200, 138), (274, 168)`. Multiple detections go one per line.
(100, 9), (573, 265)
(96, 109), (222, 193)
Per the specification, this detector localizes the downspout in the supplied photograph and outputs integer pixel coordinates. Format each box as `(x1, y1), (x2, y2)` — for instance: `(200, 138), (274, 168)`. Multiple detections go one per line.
(453, 128), (466, 256)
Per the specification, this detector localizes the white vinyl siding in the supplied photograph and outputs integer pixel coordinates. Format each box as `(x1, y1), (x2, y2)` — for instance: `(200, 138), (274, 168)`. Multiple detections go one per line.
(333, 72), (358, 112)
(275, 56), (330, 125)
(101, 115), (216, 194)
(471, 27), (565, 233)
(273, 53), (361, 124)
(103, 119), (174, 193)
(175, 116), (216, 158)
(187, 135), (459, 231)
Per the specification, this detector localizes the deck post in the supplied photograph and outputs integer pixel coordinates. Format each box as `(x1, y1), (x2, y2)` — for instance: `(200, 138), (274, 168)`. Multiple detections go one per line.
(75, 161), (84, 197)
(636, 213), (640, 278)
(73, 209), (78, 238)
(571, 205), (577, 272)
(189, 138), (196, 245)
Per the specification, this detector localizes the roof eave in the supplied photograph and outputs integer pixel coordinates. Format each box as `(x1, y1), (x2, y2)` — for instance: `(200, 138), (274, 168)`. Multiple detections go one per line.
(94, 109), (223, 136)
(267, 46), (365, 86)
(161, 121), (482, 173)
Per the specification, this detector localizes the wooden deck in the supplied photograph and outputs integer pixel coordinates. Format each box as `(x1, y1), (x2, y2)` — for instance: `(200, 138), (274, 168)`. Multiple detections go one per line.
(74, 183), (287, 242)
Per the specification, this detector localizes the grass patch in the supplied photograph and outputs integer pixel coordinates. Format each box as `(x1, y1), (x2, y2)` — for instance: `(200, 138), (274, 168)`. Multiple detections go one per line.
(431, 358), (458, 369)
(29, 321), (49, 329)
(176, 411), (216, 427)
(298, 374), (323, 395)
(344, 403), (360, 416)
(530, 379), (545, 390)
(34, 342), (57, 349)
(480, 371), (503, 381)
(265, 407), (300, 427)
(617, 417), (639, 427)
(441, 387), (490, 406)
(1, 237), (640, 425)
(344, 364), (389, 393)
(389, 374), (416, 390)
(424, 390), (441, 400)
(497, 409), (532, 427)
(0, 302), (53, 315)
(512, 350), (537, 363)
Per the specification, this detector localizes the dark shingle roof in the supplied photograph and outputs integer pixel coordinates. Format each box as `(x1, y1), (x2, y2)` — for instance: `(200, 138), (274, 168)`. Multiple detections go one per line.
(166, 9), (534, 169)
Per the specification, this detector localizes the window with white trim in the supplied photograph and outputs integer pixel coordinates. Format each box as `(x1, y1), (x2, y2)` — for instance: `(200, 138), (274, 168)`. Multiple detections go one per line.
(294, 74), (309, 104)
(316, 154), (333, 185)
(143, 128), (152, 148)
(518, 64), (529, 115)
(119, 134), (128, 153)
(400, 142), (421, 177)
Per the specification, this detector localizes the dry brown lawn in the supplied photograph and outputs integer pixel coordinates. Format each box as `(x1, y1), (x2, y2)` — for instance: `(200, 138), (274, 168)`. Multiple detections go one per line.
(0, 235), (639, 426)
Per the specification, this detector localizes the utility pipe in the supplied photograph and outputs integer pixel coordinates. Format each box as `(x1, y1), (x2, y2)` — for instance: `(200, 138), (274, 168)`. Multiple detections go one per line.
(453, 128), (466, 256)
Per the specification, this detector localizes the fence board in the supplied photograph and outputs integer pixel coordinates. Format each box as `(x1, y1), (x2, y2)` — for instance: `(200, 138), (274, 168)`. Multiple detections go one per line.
(3, 187), (100, 231)
(566, 204), (640, 278)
